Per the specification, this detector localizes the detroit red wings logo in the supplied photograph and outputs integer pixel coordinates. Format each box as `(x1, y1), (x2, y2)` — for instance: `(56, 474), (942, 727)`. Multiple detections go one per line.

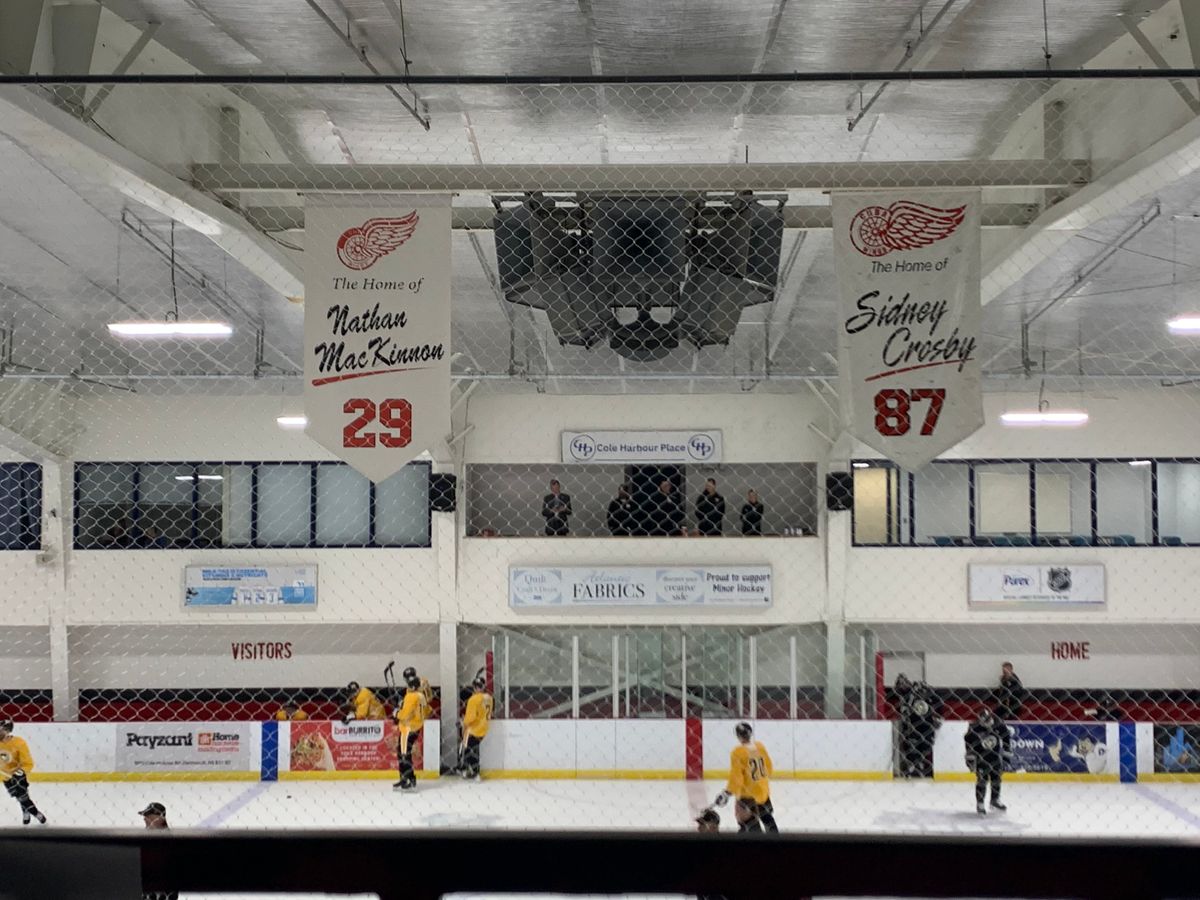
(336, 212), (419, 270)
(849, 201), (966, 258)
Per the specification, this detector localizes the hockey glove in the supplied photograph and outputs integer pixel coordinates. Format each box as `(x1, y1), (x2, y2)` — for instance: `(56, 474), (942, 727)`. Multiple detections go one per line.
(714, 790), (731, 808)
(964, 755), (977, 772)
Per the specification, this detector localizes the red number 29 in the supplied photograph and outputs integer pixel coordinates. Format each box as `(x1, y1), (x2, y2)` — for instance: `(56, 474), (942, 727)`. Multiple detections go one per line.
(873, 388), (945, 437)
(342, 398), (413, 449)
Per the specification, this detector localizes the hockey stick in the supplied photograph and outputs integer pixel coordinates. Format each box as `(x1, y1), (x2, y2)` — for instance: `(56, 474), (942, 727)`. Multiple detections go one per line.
(383, 661), (399, 711)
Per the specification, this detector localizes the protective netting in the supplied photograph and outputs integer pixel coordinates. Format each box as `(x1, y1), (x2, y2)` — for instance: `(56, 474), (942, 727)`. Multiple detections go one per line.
(2, 71), (1200, 838)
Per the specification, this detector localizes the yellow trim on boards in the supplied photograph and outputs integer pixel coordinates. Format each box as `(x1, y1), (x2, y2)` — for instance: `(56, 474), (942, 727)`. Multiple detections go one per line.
(934, 772), (1119, 783)
(701, 769), (893, 781)
(482, 770), (683, 781)
(31, 772), (261, 783)
(278, 770), (438, 781)
(1138, 773), (1200, 783)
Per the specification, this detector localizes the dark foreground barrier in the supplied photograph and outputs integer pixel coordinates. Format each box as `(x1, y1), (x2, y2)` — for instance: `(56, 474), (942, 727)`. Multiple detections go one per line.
(2, 829), (1200, 899)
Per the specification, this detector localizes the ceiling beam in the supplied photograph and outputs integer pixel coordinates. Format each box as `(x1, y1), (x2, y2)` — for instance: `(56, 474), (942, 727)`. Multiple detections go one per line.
(1119, 13), (1200, 114)
(983, 109), (1200, 305)
(0, 82), (303, 301)
(241, 202), (1039, 233)
(194, 159), (1089, 193)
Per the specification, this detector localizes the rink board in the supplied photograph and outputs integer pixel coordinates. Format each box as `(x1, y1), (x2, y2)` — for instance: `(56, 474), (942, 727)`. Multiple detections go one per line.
(0, 718), (1171, 782)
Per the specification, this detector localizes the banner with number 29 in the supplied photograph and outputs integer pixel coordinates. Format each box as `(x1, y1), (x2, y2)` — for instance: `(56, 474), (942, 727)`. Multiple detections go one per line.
(303, 195), (451, 482)
(833, 188), (983, 471)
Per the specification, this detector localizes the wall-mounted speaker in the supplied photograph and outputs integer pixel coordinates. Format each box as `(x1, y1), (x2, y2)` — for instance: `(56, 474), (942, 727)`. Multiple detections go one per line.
(429, 473), (457, 513)
(826, 472), (854, 511)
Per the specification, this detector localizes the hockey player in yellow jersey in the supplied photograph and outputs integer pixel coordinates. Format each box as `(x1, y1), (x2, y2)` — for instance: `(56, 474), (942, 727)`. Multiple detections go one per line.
(0, 720), (45, 825)
(345, 681), (386, 721)
(714, 722), (777, 832)
(393, 666), (430, 791)
(460, 672), (494, 780)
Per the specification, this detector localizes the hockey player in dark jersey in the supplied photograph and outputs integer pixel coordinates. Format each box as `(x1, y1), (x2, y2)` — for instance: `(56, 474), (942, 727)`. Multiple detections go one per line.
(964, 708), (1012, 815)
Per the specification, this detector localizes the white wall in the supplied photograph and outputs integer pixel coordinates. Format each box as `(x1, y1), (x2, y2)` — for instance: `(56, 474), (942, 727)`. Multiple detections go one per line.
(872, 623), (1200, 690)
(464, 393), (827, 463)
(0, 628), (51, 688)
(65, 548), (444, 625)
(845, 545), (1200, 625)
(67, 624), (439, 690)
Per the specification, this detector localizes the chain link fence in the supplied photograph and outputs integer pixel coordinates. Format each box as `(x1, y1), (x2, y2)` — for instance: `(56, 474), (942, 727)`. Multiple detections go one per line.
(0, 73), (1199, 834)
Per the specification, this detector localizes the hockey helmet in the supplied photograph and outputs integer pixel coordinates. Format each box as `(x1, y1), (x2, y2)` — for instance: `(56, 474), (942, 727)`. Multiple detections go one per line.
(402, 666), (421, 689)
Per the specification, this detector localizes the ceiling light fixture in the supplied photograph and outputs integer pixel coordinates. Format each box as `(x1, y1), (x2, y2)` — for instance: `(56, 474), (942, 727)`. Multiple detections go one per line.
(174, 474), (224, 481)
(1000, 410), (1089, 426)
(1168, 316), (1200, 334)
(851, 462), (870, 469)
(1128, 459), (1152, 467)
(276, 415), (308, 429)
(108, 321), (232, 338)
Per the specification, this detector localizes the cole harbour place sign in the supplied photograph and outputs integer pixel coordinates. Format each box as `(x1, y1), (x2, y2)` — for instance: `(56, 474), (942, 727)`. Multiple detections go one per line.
(561, 430), (722, 464)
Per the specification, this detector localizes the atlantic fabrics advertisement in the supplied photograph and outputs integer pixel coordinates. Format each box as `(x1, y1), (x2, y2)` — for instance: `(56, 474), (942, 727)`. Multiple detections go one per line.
(1008, 723), (1109, 775)
(833, 189), (983, 470)
(303, 195), (451, 483)
(289, 720), (423, 773)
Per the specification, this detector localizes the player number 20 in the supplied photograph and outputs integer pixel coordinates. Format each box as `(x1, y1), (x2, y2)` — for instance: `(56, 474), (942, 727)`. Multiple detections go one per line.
(343, 398), (412, 449)
(873, 388), (946, 437)
(749, 758), (766, 781)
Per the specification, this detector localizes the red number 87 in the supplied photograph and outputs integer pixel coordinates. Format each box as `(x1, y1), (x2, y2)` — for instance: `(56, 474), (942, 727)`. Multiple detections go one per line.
(343, 398), (413, 448)
(873, 388), (945, 437)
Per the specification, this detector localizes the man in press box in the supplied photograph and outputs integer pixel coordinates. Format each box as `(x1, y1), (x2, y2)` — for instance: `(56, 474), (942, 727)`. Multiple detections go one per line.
(695, 478), (726, 536)
(542, 479), (572, 536)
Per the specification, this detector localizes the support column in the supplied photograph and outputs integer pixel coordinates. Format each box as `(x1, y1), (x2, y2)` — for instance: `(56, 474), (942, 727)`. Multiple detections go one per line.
(824, 621), (847, 721)
(571, 636), (580, 719)
(437, 621), (457, 774)
(824, 454), (851, 720)
(43, 462), (73, 721)
(611, 635), (619, 719)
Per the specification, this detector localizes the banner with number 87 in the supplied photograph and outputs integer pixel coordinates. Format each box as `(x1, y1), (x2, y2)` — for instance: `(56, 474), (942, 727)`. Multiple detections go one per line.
(833, 189), (984, 471)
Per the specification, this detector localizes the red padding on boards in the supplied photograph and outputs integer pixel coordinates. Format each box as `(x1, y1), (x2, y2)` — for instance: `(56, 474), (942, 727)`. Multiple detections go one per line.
(685, 717), (703, 780)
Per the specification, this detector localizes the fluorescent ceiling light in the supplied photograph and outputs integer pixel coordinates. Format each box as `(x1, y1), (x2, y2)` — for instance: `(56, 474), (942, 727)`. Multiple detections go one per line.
(108, 321), (232, 338)
(851, 462), (870, 469)
(174, 474), (223, 481)
(276, 415), (308, 429)
(999, 410), (1089, 427)
(1129, 460), (1151, 467)
(1168, 316), (1200, 334)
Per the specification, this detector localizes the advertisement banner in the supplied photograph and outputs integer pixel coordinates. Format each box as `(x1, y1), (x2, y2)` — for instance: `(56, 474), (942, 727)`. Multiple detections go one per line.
(184, 565), (317, 609)
(969, 564), (1105, 607)
(509, 566), (771, 608)
(304, 195), (451, 483)
(1153, 724), (1200, 773)
(560, 430), (722, 464)
(289, 720), (422, 772)
(833, 189), (983, 470)
(1008, 723), (1109, 774)
(116, 723), (251, 772)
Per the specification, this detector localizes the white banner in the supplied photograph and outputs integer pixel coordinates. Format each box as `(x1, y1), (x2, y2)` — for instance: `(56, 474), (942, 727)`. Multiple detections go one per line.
(184, 565), (317, 610)
(833, 189), (983, 470)
(561, 430), (722, 464)
(968, 564), (1106, 607)
(115, 723), (252, 772)
(303, 195), (451, 482)
(510, 566), (771, 607)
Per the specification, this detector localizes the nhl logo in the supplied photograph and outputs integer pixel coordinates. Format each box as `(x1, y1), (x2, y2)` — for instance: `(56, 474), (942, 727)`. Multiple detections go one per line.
(1048, 567), (1072, 593)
